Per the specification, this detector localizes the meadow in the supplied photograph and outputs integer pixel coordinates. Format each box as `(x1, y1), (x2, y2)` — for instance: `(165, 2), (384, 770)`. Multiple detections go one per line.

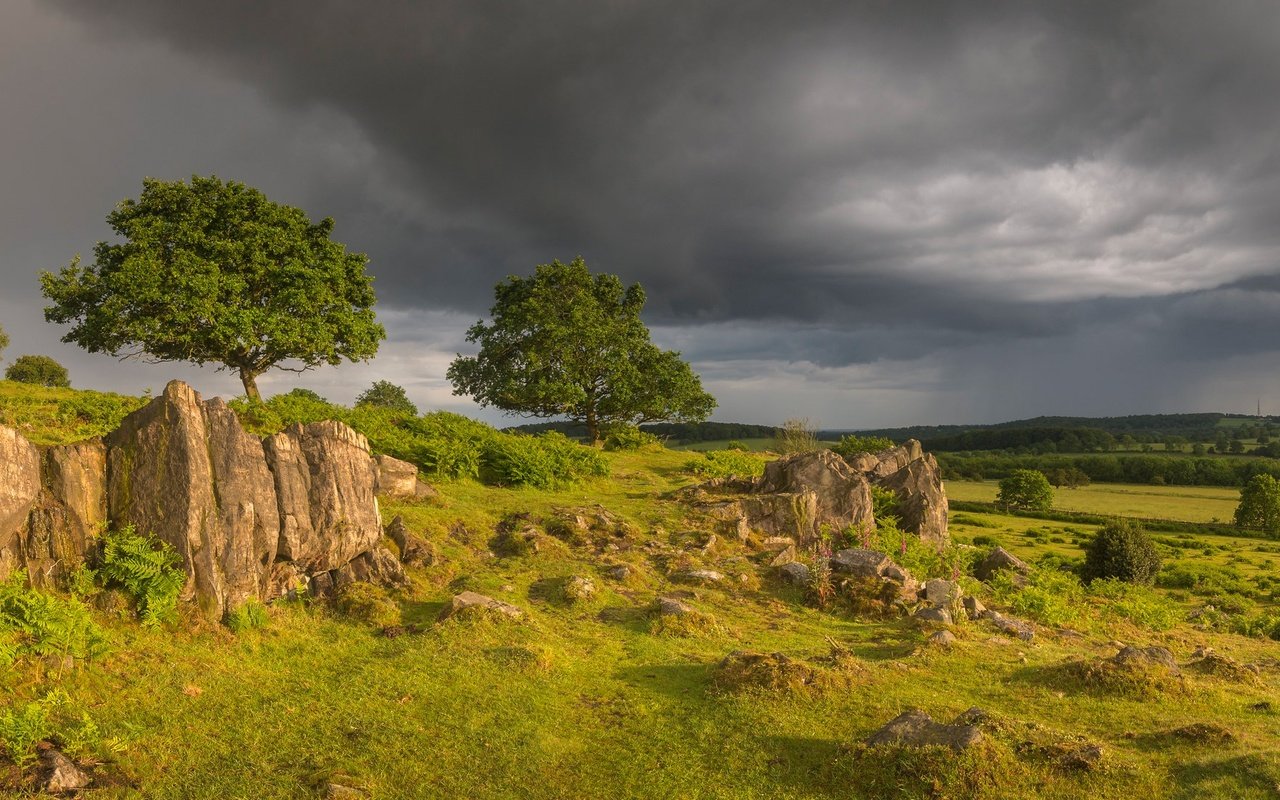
(4, 384), (1280, 798)
(947, 480), (1243, 524)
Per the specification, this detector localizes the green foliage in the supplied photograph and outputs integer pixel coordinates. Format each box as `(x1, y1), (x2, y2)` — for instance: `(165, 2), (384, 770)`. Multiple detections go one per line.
(832, 434), (894, 459)
(871, 518), (971, 581)
(99, 525), (186, 625)
(0, 322), (7, 360)
(0, 691), (121, 770)
(226, 598), (269, 633)
(1235, 473), (1280, 536)
(870, 485), (899, 522)
(774, 417), (821, 454)
(989, 567), (1084, 626)
(603, 426), (663, 451)
(1081, 519), (1161, 585)
(684, 449), (768, 479)
(0, 572), (107, 665)
(41, 175), (385, 399)
(4, 354), (70, 387)
(231, 395), (607, 488)
(355, 380), (417, 416)
(997, 469), (1053, 511)
(335, 583), (401, 628)
(447, 257), (715, 443)
(1088, 578), (1181, 630)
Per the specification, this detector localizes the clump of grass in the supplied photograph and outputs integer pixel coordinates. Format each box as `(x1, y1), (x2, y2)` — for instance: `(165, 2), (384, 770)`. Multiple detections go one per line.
(335, 583), (401, 628)
(1185, 652), (1263, 685)
(989, 568), (1084, 627)
(225, 598), (269, 634)
(1061, 654), (1188, 699)
(1088, 578), (1182, 631)
(710, 650), (820, 694)
(649, 605), (723, 638)
(484, 645), (554, 673)
(837, 739), (1026, 800)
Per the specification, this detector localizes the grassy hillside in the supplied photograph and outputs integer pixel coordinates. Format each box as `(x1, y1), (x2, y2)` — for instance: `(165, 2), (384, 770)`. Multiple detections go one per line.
(4, 384), (1280, 798)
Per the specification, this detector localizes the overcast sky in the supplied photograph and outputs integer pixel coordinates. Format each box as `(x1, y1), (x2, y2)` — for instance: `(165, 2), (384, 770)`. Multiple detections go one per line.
(3, 1), (1280, 429)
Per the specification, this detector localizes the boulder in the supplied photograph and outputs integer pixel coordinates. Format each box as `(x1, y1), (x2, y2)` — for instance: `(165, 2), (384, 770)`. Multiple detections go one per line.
(768, 544), (797, 567)
(0, 425), (41, 558)
(607, 564), (633, 581)
(974, 546), (1030, 581)
(830, 548), (893, 578)
(866, 708), (983, 751)
(928, 630), (957, 647)
(564, 575), (597, 602)
(1111, 645), (1180, 675)
(753, 450), (875, 542)
(373, 454), (418, 496)
(962, 596), (986, 617)
(13, 440), (106, 588)
(334, 545), (409, 590)
(867, 440), (925, 480)
(386, 516), (434, 566)
(655, 596), (695, 616)
(876, 453), (948, 545)
(777, 561), (811, 586)
(915, 606), (953, 625)
(264, 420), (381, 573)
(676, 569), (725, 584)
(105, 381), (278, 619)
(439, 590), (523, 621)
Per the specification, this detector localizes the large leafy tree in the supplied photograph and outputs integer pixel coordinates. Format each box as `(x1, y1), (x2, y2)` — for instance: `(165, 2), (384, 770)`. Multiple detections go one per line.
(41, 176), (385, 400)
(5, 355), (70, 388)
(997, 469), (1053, 512)
(448, 258), (716, 444)
(1235, 473), (1280, 537)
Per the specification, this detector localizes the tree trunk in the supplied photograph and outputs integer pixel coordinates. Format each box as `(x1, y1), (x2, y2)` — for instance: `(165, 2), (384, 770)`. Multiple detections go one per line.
(239, 367), (262, 402)
(584, 407), (601, 447)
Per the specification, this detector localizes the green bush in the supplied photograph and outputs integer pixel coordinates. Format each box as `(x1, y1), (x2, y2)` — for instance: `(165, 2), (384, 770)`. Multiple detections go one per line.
(870, 485), (899, 522)
(5, 354), (70, 387)
(0, 573), (107, 665)
(335, 582), (401, 628)
(1081, 519), (1161, 585)
(98, 525), (186, 625)
(355, 380), (418, 416)
(832, 435), (894, 459)
(684, 449), (768, 479)
(603, 426), (663, 451)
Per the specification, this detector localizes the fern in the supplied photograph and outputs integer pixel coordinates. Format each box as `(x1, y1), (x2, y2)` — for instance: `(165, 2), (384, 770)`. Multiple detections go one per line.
(0, 571), (106, 663)
(98, 526), (186, 626)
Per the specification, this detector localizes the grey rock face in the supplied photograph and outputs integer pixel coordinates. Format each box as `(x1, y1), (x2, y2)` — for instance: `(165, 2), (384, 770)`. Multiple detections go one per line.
(777, 561), (811, 586)
(0, 425), (41, 558)
(974, 546), (1031, 581)
(439, 590), (523, 620)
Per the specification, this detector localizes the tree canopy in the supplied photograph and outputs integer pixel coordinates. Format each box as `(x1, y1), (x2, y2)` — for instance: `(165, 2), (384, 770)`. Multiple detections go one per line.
(997, 469), (1053, 511)
(1235, 473), (1280, 537)
(447, 258), (716, 443)
(41, 175), (385, 400)
(0, 323), (8, 361)
(355, 380), (417, 417)
(5, 354), (70, 387)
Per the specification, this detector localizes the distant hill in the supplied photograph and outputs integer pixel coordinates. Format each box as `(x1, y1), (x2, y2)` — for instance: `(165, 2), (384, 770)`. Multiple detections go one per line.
(828, 412), (1276, 449)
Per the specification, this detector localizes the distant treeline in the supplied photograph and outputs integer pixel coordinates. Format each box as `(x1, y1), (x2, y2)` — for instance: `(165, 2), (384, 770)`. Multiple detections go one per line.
(921, 426), (1118, 453)
(839, 412), (1273, 445)
(507, 420), (780, 443)
(939, 453), (1280, 487)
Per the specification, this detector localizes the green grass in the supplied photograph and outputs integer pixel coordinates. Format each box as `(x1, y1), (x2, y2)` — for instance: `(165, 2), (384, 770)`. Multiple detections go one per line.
(949, 480), (1242, 524)
(6, 383), (1280, 797)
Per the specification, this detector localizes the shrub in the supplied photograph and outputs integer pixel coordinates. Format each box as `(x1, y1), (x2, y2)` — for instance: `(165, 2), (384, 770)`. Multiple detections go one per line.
(5, 354), (70, 387)
(225, 598), (269, 633)
(98, 525), (186, 625)
(603, 426), (663, 451)
(774, 417), (820, 454)
(0, 572), (107, 665)
(832, 435), (894, 459)
(870, 485), (899, 522)
(355, 380), (418, 416)
(1081, 519), (1161, 585)
(684, 449), (768, 479)
(1088, 579), (1181, 630)
(335, 582), (401, 628)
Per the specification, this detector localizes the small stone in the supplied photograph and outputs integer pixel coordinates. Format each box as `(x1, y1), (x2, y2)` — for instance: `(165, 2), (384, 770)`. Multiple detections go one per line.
(564, 576), (597, 602)
(973, 546), (1030, 581)
(438, 591), (523, 621)
(656, 596), (694, 616)
(769, 544), (797, 567)
(914, 606), (952, 625)
(676, 569), (725, 584)
(607, 564), (632, 581)
(777, 561), (811, 586)
(38, 744), (91, 793)
(325, 782), (369, 800)
(866, 709), (982, 751)
(928, 630), (956, 647)
(962, 596), (986, 617)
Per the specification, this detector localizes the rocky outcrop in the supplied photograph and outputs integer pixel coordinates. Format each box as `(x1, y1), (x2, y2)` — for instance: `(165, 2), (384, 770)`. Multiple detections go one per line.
(684, 440), (947, 548)
(874, 446), (948, 546)
(374, 454), (436, 499)
(0, 380), (405, 619)
(866, 708), (984, 751)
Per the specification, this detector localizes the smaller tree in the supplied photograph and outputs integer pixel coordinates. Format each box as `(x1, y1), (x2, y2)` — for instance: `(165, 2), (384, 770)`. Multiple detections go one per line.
(1235, 474), (1280, 537)
(832, 434), (895, 460)
(5, 355), (70, 387)
(355, 380), (417, 416)
(997, 469), (1053, 511)
(1081, 519), (1161, 584)
(0, 323), (8, 360)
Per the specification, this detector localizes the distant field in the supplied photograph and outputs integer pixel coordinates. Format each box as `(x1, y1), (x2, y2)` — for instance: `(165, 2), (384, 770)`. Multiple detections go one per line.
(947, 479), (1242, 523)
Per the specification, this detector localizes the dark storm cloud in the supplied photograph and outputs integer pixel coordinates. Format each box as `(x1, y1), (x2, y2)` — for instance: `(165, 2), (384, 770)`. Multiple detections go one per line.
(7, 1), (1280, 424)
